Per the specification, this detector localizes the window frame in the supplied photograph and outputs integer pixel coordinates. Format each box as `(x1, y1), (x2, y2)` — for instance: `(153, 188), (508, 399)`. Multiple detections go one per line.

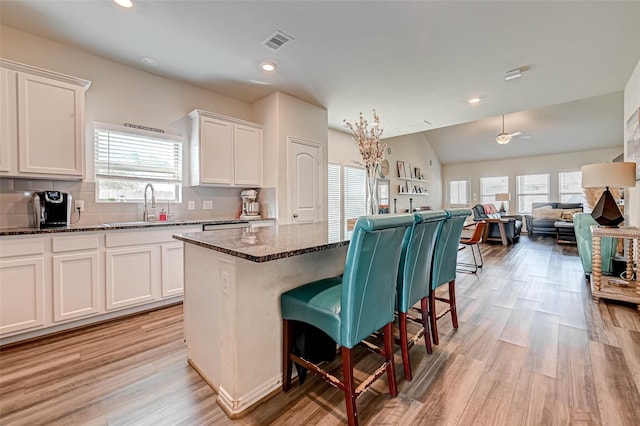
(480, 175), (509, 210)
(446, 176), (470, 208)
(558, 170), (583, 203)
(516, 173), (550, 214)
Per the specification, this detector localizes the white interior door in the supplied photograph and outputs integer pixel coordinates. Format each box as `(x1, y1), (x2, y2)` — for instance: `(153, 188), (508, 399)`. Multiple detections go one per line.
(289, 139), (321, 224)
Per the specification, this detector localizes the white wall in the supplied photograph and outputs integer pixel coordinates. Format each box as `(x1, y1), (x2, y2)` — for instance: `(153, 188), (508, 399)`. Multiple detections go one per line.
(254, 92), (328, 224)
(624, 58), (640, 226)
(384, 132), (443, 213)
(328, 128), (360, 165)
(443, 148), (622, 214)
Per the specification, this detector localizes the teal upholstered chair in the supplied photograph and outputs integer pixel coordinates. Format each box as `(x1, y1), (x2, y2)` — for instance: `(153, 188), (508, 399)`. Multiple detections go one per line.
(281, 214), (414, 426)
(574, 213), (618, 278)
(396, 210), (448, 380)
(429, 208), (471, 345)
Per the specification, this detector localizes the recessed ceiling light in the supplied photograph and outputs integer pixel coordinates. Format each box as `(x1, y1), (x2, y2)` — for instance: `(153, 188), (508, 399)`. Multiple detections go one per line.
(505, 68), (523, 81)
(139, 56), (158, 67)
(260, 62), (277, 72)
(113, 0), (133, 8)
(468, 97), (482, 104)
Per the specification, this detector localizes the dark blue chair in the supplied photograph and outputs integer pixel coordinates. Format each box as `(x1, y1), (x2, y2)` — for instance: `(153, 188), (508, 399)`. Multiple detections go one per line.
(280, 214), (414, 426)
(396, 210), (448, 380)
(429, 208), (471, 345)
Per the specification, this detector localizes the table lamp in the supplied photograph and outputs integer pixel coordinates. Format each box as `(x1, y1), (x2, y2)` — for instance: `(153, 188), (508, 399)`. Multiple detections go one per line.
(581, 162), (636, 227)
(495, 193), (510, 213)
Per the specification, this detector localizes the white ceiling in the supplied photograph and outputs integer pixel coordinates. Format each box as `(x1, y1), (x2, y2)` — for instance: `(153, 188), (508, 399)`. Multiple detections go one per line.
(1, 1), (639, 163)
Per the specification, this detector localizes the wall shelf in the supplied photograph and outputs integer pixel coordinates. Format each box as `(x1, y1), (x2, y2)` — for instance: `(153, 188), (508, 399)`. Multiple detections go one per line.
(396, 192), (429, 196)
(398, 177), (430, 183)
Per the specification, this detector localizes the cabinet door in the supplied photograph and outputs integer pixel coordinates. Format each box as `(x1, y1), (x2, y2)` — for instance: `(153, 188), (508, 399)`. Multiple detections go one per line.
(199, 117), (233, 185)
(105, 246), (159, 310)
(234, 125), (262, 187)
(17, 73), (84, 177)
(52, 252), (100, 322)
(162, 242), (184, 297)
(0, 68), (18, 174)
(0, 257), (45, 335)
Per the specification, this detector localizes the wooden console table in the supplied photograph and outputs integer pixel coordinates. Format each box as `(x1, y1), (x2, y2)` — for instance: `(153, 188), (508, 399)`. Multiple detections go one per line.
(483, 218), (509, 245)
(591, 225), (640, 311)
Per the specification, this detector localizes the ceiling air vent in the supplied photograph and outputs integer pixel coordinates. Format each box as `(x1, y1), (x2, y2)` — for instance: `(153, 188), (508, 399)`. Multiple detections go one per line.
(262, 30), (294, 50)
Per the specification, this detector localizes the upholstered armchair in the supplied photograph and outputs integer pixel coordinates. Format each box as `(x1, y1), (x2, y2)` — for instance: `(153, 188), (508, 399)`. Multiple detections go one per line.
(574, 213), (618, 278)
(471, 204), (523, 244)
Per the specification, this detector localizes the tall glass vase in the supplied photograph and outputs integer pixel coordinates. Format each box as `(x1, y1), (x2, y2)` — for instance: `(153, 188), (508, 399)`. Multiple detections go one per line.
(366, 165), (379, 215)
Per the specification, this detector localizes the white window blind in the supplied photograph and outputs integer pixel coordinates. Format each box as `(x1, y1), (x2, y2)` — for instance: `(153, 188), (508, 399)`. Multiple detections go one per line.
(94, 122), (183, 202)
(328, 164), (341, 241)
(480, 176), (509, 208)
(559, 171), (583, 203)
(95, 124), (182, 182)
(516, 173), (549, 213)
(344, 166), (366, 236)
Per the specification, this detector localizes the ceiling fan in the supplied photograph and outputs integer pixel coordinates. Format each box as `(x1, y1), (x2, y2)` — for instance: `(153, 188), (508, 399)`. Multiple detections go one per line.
(495, 114), (521, 145)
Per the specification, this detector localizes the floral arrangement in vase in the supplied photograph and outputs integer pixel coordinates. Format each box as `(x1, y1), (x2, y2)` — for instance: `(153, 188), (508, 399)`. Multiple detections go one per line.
(344, 109), (386, 215)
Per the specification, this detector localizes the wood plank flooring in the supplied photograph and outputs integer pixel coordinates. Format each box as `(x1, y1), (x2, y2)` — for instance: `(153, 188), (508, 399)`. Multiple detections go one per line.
(1, 236), (640, 425)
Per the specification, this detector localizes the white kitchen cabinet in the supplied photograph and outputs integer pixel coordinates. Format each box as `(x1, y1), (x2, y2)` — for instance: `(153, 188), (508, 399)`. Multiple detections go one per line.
(105, 245), (159, 310)
(189, 109), (263, 187)
(0, 59), (90, 179)
(52, 234), (101, 322)
(162, 242), (185, 297)
(0, 237), (46, 335)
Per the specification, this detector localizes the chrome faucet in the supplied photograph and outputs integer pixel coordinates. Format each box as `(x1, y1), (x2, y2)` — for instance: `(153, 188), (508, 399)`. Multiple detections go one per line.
(143, 183), (156, 222)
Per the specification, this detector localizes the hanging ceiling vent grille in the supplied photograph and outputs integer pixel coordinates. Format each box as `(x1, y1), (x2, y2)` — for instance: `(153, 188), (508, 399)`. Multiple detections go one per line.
(262, 30), (294, 50)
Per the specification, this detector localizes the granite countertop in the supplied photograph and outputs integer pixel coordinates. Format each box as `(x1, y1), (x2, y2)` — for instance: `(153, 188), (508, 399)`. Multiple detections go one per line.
(174, 221), (348, 263)
(0, 218), (274, 236)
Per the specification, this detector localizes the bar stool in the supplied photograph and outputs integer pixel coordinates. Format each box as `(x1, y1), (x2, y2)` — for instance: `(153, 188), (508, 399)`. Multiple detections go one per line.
(429, 208), (471, 345)
(457, 221), (486, 273)
(396, 210), (448, 380)
(280, 214), (414, 426)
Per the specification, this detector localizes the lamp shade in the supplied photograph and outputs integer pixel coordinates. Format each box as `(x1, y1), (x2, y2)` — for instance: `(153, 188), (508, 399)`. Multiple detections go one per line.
(495, 193), (510, 201)
(581, 162), (636, 189)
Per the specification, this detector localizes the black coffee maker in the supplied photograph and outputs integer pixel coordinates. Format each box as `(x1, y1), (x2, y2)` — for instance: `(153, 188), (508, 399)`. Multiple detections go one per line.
(33, 191), (72, 228)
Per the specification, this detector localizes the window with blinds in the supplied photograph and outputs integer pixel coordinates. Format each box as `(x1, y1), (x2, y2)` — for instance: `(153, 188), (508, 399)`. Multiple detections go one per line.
(94, 122), (183, 202)
(344, 166), (366, 238)
(327, 164), (366, 240)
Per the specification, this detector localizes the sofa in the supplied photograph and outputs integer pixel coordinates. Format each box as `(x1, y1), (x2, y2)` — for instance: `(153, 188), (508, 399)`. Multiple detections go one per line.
(524, 202), (583, 237)
(471, 204), (523, 244)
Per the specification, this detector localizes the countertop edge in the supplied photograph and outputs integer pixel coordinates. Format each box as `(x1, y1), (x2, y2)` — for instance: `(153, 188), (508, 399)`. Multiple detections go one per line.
(174, 234), (349, 263)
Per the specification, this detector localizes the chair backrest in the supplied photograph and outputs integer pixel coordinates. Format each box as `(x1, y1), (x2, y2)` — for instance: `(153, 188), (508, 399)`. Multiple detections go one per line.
(431, 208), (471, 290)
(341, 214), (414, 348)
(574, 213), (617, 274)
(462, 221), (486, 245)
(396, 210), (449, 313)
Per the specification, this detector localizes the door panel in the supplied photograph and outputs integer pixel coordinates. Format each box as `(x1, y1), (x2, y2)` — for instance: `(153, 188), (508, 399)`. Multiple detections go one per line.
(289, 140), (321, 223)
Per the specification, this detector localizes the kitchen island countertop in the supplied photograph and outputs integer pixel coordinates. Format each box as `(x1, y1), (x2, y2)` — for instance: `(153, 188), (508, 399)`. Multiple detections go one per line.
(174, 221), (348, 263)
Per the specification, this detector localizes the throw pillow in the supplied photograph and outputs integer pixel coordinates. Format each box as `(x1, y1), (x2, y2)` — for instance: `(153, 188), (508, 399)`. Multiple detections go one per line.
(534, 208), (563, 220)
(560, 208), (582, 222)
(532, 205), (552, 219)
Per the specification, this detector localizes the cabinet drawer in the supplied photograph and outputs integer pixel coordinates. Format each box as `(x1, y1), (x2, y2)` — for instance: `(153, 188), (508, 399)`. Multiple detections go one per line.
(0, 238), (45, 258)
(53, 234), (100, 253)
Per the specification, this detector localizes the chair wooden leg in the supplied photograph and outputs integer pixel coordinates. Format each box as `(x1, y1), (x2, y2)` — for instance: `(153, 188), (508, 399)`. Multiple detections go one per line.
(383, 322), (398, 397)
(429, 291), (439, 345)
(342, 347), (358, 426)
(398, 312), (412, 381)
(449, 280), (459, 329)
(420, 297), (433, 354)
(282, 319), (293, 392)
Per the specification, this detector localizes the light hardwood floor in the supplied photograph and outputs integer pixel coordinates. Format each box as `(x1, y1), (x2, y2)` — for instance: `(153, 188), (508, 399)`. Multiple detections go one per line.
(1, 236), (639, 425)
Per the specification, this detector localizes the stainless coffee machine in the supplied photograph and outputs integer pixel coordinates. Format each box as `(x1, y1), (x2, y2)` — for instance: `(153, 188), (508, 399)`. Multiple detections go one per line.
(33, 191), (72, 228)
(240, 189), (260, 219)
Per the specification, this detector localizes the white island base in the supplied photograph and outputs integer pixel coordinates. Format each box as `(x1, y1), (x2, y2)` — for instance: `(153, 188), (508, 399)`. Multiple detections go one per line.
(183, 241), (347, 417)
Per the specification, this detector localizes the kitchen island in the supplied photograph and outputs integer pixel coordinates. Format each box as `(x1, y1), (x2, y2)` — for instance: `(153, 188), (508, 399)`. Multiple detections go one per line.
(173, 222), (349, 417)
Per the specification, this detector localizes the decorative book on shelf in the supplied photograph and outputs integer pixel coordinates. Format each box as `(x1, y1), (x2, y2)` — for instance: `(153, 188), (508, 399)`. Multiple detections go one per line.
(396, 161), (429, 180)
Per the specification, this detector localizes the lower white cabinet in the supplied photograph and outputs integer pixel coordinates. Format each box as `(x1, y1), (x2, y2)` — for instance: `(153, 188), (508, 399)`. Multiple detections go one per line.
(105, 245), (160, 310)
(162, 242), (185, 297)
(0, 256), (45, 334)
(52, 251), (100, 321)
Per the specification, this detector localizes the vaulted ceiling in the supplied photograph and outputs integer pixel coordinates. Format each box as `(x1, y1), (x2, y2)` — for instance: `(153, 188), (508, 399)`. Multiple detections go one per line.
(1, 1), (638, 163)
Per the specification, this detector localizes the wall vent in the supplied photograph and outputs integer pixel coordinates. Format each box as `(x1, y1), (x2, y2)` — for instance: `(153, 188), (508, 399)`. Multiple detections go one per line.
(262, 30), (294, 50)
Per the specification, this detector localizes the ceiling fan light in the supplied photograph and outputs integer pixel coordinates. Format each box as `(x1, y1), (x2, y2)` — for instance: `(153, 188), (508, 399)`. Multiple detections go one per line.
(505, 69), (522, 81)
(496, 133), (511, 144)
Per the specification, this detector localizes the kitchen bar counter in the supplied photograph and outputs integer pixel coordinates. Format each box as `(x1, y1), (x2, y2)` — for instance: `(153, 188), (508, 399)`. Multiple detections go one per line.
(176, 221), (348, 418)
(0, 217), (274, 236)
(174, 221), (348, 262)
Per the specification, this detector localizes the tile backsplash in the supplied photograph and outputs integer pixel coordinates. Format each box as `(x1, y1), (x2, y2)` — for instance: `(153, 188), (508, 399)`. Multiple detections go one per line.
(0, 178), (276, 228)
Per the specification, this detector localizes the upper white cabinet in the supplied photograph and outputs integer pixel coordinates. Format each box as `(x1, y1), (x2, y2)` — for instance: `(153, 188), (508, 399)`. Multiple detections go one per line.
(0, 59), (91, 180)
(189, 109), (262, 187)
